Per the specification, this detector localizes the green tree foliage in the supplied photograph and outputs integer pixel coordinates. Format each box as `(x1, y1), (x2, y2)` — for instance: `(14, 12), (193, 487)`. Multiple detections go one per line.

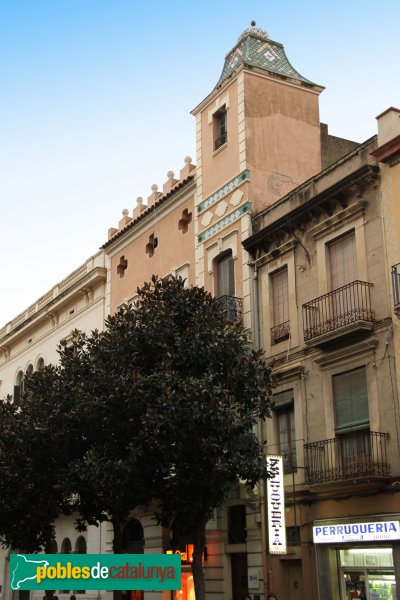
(0, 276), (272, 599)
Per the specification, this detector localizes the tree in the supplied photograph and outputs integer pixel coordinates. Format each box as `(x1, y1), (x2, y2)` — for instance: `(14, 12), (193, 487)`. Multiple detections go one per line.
(0, 276), (272, 600)
(125, 276), (272, 599)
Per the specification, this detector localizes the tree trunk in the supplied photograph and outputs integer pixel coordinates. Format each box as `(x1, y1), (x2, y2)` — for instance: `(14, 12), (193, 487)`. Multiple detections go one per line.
(112, 517), (123, 600)
(191, 517), (206, 600)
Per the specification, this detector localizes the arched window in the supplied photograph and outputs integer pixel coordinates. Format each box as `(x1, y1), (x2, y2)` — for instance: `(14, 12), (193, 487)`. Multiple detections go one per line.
(121, 519), (144, 554)
(14, 370), (24, 406)
(25, 364), (34, 377)
(75, 536), (87, 554)
(35, 357), (45, 371)
(46, 540), (58, 554)
(61, 537), (72, 554)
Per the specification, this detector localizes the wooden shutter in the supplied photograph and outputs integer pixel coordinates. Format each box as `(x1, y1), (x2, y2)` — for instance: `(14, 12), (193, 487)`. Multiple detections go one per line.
(329, 232), (356, 290)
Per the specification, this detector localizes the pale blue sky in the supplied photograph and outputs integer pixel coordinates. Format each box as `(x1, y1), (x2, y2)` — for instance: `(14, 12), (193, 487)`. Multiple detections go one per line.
(1, 0), (399, 326)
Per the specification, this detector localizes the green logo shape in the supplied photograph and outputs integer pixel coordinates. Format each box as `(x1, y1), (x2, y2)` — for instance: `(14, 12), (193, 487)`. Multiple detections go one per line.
(10, 554), (181, 591)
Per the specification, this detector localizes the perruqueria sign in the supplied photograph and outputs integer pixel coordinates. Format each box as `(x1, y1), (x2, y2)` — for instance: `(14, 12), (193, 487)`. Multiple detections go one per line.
(313, 520), (400, 544)
(266, 455), (286, 554)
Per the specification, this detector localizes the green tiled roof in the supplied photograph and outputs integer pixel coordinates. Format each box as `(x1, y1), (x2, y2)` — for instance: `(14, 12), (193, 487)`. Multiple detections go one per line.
(215, 24), (317, 88)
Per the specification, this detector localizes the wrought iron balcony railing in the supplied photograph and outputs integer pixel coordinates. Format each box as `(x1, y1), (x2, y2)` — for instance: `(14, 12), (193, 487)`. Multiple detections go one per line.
(304, 430), (389, 485)
(271, 320), (290, 345)
(302, 280), (374, 342)
(391, 264), (400, 315)
(218, 295), (243, 322)
(214, 132), (228, 150)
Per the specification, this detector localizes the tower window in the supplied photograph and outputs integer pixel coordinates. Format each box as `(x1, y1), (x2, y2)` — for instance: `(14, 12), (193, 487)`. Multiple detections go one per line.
(214, 106), (227, 150)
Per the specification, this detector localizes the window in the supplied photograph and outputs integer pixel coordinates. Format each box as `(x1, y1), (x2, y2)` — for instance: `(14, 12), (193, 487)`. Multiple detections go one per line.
(228, 505), (247, 544)
(121, 518), (144, 554)
(333, 367), (369, 433)
(270, 267), (290, 344)
(216, 251), (235, 297)
(14, 370), (24, 406)
(61, 537), (72, 553)
(329, 231), (356, 290)
(75, 536), (87, 554)
(214, 106), (227, 150)
(273, 390), (296, 472)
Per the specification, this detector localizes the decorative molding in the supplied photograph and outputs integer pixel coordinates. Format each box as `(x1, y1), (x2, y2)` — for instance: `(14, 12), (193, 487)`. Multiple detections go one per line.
(272, 364), (305, 383)
(198, 202), (252, 244)
(309, 200), (367, 240)
(314, 338), (378, 368)
(207, 93), (230, 124)
(197, 170), (250, 214)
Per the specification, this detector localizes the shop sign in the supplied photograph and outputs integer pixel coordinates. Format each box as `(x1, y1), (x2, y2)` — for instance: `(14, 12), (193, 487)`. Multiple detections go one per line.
(313, 520), (400, 544)
(248, 568), (260, 589)
(266, 455), (286, 554)
(165, 545), (207, 564)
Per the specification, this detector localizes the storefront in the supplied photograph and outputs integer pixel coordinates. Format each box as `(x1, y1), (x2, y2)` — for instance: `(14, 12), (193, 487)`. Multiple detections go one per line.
(165, 545), (197, 600)
(313, 515), (400, 600)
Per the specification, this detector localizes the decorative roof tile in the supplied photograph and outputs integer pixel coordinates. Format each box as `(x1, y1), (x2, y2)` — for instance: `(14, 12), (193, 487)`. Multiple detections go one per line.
(215, 23), (318, 88)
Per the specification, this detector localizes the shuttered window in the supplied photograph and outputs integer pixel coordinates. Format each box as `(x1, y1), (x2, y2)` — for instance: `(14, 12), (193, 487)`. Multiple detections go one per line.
(271, 267), (289, 326)
(333, 367), (369, 432)
(329, 232), (357, 290)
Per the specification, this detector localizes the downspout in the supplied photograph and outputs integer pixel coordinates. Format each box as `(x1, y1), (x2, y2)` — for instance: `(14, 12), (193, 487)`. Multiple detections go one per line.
(252, 253), (269, 597)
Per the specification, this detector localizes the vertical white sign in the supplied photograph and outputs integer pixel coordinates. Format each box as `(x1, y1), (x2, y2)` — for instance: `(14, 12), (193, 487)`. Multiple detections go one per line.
(266, 455), (287, 554)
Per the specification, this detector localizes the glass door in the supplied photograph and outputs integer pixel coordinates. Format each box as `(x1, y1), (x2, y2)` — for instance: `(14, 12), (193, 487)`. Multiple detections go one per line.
(342, 570), (367, 599)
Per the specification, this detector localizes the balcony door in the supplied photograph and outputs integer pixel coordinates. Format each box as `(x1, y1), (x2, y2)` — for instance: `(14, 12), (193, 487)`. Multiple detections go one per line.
(329, 232), (357, 290)
(217, 251), (235, 297)
(328, 232), (357, 327)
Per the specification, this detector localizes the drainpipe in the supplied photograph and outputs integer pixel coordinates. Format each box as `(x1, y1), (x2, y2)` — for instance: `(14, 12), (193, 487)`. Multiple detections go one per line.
(252, 257), (269, 598)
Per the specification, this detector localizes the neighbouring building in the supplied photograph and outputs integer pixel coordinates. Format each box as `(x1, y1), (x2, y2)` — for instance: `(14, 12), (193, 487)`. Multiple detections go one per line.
(0, 253), (109, 600)
(2, 21), (398, 600)
(243, 112), (400, 600)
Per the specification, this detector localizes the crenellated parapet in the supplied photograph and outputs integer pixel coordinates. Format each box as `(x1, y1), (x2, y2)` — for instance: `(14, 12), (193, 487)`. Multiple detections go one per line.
(106, 156), (196, 242)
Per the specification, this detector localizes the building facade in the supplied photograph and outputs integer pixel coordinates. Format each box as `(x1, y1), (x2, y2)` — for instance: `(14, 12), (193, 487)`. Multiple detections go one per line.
(243, 115), (400, 600)
(1, 21), (399, 600)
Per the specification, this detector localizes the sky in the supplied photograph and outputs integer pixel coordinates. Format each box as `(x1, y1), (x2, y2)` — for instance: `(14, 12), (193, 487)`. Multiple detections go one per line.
(1, 0), (399, 327)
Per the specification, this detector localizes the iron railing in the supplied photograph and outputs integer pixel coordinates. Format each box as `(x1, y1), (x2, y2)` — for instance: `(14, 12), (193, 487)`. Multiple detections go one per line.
(218, 295), (243, 322)
(271, 320), (290, 345)
(391, 264), (400, 312)
(304, 431), (389, 485)
(214, 132), (228, 150)
(302, 280), (374, 342)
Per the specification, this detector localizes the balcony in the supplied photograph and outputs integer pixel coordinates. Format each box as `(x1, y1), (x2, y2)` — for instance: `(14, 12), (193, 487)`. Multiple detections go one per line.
(271, 320), (290, 345)
(302, 280), (374, 347)
(391, 264), (400, 317)
(214, 131), (227, 151)
(304, 431), (390, 486)
(218, 295), (243, 322)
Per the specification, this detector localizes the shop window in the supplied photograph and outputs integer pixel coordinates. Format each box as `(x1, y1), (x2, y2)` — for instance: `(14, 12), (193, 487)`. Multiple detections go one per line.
(214, 106), (227, 150)
(333, 367), (369, 433)
(286, 526), (301, 546)
(273, 390), (296, 473)
(228, 505), (247, 544)
(270, 267), (290, 344)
